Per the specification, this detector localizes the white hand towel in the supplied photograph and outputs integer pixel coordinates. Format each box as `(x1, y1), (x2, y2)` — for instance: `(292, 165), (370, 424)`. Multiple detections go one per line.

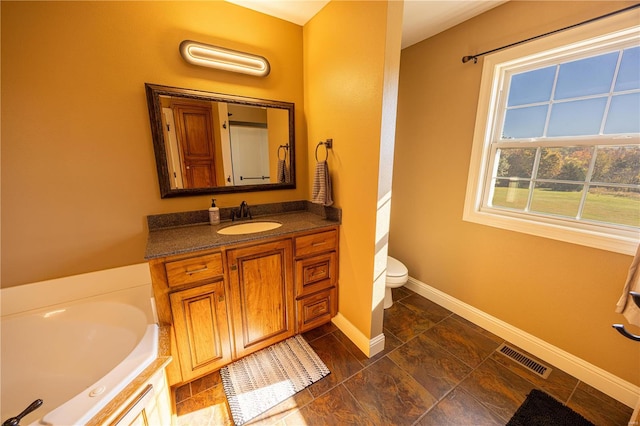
(615, 243), (640, 326)
(311, 160), (333, 206)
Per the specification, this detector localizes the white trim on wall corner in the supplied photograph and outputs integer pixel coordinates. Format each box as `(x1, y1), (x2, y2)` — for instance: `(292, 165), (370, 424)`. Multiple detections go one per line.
(331, 313), (386, 357)
(405, 277), (640, 408)
(370, 332), (386, 357)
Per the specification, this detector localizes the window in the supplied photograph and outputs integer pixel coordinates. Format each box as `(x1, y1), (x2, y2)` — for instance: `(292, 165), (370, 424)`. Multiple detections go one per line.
(464, 20), (640, 255)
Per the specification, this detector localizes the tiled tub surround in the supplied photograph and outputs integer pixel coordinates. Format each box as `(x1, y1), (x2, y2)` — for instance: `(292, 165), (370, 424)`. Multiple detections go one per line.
(173, 288), (634, 426)
(145, 201), (341, 259)
(0, 264), (172, 426)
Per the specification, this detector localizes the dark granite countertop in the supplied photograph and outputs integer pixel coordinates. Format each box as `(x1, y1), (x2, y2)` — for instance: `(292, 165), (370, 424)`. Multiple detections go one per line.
(145, 201), (340, 259)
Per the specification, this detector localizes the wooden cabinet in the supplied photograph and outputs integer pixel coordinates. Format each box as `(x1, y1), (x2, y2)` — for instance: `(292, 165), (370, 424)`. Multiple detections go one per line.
(149, 250), (231, 384)
(170, 281), (232, 381)
(149, 226), (338, 386)
(294, 229), (339, 333)
(227, 239), (295, 358)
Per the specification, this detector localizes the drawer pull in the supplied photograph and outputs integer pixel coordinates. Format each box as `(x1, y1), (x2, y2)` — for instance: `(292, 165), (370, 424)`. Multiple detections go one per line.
(186, 267), (208, 275)
(311, 241), (326, 247)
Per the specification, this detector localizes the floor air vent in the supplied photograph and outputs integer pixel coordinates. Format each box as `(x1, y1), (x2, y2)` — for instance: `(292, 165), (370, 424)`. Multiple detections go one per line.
(497, 343), (552, 379)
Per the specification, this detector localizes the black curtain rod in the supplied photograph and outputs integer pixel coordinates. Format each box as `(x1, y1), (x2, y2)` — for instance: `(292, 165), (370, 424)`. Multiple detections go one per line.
(462, 3), (640, 64)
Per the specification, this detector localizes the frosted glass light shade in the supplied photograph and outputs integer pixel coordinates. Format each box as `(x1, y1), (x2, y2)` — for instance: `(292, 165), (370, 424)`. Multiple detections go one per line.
(179, 40), (270, 77)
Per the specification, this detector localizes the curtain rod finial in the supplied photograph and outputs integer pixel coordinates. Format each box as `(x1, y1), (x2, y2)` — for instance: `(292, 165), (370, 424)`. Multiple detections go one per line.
(462, 55), (477, 64)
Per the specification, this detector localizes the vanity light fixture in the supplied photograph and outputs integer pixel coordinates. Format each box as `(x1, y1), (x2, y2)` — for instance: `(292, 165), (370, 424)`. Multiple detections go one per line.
(179, 40), (270, 77)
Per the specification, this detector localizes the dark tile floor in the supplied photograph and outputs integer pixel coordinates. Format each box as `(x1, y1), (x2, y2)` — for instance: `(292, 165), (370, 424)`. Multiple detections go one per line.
(174, 288), (633, 425)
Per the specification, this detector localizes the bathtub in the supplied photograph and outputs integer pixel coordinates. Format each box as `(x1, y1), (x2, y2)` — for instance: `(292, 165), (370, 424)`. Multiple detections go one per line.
(1, 264), (158, 426)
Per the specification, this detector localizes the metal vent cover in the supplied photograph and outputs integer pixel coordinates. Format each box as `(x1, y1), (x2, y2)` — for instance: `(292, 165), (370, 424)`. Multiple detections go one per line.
(497, 343), (552, 379)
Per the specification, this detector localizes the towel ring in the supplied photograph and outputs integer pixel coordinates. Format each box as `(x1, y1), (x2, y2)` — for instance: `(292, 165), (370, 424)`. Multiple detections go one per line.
(613, 324), (640, 342)
(315, 139), (332, 162)
(278, 145), (288, 161)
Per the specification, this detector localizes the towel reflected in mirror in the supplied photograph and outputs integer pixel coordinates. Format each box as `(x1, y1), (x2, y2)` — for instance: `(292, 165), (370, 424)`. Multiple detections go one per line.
(276, 158), (290, 183)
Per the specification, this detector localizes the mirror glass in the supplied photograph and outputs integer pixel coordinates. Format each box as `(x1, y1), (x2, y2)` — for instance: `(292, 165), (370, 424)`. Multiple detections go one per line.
(145, 83), (295, 198)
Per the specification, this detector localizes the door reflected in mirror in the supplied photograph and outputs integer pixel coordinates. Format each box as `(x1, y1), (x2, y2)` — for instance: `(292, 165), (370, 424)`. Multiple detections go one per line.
(146, 84), (295, 198)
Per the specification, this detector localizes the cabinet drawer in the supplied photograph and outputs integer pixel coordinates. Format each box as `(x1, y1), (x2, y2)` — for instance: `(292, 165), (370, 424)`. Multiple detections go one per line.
(294, 229), (337, 257)
(297, 287), (336, 333)
(296, 252), (336, 297)
(165, 253), (223, 288)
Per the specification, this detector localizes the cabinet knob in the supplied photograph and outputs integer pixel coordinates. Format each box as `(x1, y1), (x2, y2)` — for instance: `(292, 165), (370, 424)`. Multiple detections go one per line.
(230, 264), (237, 271)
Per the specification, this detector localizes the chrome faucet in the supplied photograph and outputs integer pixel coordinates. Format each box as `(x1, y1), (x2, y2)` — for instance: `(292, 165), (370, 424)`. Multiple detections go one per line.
(232, 201), (252, 221)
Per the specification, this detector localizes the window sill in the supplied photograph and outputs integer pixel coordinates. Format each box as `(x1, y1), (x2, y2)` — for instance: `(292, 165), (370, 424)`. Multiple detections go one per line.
(462, 207), (639, 255)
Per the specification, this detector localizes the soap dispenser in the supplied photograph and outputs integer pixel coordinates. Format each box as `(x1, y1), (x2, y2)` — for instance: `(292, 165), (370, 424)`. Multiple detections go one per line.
(209, 199), (220, 225)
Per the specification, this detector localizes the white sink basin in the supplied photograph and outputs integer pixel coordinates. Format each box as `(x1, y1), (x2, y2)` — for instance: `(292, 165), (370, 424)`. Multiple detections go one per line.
(217, 221), (282, 235)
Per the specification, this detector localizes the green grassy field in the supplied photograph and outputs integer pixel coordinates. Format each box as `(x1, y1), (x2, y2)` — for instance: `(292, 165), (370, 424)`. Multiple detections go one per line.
(492, 187), (639, 227)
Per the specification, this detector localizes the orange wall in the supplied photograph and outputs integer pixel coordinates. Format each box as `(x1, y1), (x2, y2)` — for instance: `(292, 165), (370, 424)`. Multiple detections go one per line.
(1, 1), (305, 287)
(304, 1), (393, 336)
(391, 1), (640, 386)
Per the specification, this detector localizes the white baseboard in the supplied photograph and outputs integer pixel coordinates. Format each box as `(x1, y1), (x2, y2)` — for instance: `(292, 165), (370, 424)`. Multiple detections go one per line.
(406, 277), (640, 408)
(370, 332), (386, 356)
(331, 313), (386, 357)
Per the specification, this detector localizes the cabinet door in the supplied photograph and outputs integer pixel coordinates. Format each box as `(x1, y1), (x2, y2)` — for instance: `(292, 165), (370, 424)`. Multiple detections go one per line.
(227, 239), (295, 358)
(170, 281), (232, 382)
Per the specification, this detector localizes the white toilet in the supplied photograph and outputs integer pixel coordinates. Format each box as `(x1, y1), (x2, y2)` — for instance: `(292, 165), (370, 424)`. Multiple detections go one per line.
(384, 256), (409, 309)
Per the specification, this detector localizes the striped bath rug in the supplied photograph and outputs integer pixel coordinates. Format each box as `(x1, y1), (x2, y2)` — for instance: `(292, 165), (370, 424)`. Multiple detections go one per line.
(220, 335), (330, 426)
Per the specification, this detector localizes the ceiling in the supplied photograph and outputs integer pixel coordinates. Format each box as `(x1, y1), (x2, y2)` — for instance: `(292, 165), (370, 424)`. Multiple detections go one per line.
(225, 0), (507, 49)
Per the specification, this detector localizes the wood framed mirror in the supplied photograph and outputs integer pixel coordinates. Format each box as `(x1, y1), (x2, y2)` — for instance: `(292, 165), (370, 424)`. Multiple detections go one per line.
(145, 83), (295, 198)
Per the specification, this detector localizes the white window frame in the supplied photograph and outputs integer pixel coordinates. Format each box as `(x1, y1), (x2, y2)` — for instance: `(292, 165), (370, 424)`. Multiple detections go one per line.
(463, 13), (640, 255)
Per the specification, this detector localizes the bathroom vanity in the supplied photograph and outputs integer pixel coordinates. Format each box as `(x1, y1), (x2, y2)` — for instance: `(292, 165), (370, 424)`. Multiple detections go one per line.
(145, 204), (340, 385)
